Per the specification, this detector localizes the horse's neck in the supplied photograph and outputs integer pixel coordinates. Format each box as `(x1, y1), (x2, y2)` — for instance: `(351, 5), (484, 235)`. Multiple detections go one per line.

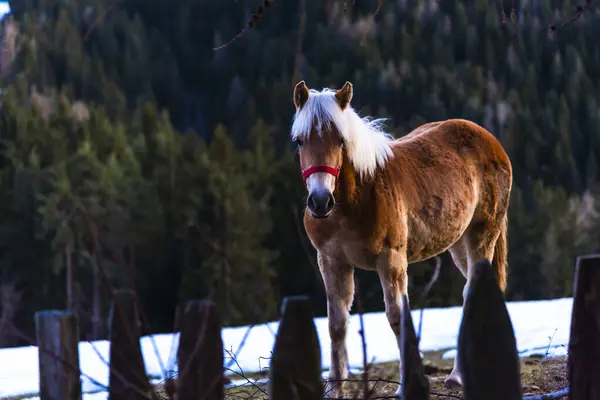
(335, 161), (375, 210)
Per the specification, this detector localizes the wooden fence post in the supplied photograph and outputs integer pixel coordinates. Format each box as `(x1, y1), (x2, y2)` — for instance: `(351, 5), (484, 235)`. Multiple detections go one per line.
(400, 295), (430, 400)
(107, 289), (153, 400)
(457, 259), (521, 400)
(567, 253), (600, 400)
(35, 310), (82, 400)
(177, 300), (224, 400)
(268, 295), (323, 400)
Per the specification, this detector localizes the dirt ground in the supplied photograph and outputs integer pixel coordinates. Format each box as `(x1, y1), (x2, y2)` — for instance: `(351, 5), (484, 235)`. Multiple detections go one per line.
(223, 350), (569, 399)
(335, 351), (568, 399)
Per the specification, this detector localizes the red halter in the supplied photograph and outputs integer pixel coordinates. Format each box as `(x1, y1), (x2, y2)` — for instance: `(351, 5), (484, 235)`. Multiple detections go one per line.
(301, 165), (341, 185)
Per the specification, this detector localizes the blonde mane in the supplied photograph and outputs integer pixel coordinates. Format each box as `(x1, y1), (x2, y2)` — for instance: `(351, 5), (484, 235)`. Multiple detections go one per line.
(291, 88), (394, 179)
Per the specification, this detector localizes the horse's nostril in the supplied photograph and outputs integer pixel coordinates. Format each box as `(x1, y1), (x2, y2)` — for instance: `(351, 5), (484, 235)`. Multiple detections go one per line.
(308, 194), (321, 214)
(307, 193), (317, 211)
(325, 193), (335, 212)
(307, 190), (334, 217)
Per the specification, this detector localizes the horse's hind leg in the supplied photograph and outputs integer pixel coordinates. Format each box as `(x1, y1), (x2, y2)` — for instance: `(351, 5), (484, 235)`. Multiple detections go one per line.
(444, 221), (503, 389)
(444, 238), (470, 388)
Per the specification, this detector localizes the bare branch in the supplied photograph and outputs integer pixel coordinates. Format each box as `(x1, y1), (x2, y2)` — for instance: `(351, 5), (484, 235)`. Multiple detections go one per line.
(10, 326), (110, 393)
(523, 387), (569, 399)
(417, 256), (442, 342)
(224, 348), (269, 396)
(83, 0), (119, 42)
(291, 0), (307, 86)
(360, 0), (383, 45)
(213, 0), (275, 51)
(0, 279), (21, 346)
(549, 0), (596, 31)
(354, 277), (371, 398)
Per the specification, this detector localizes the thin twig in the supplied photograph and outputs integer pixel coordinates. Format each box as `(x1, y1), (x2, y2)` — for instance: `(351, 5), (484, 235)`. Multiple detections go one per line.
(213, 0), (275, 50)
(324, 393), (462, 400)
(82, 209), (160, 398)
(549, 0), (595, 31)
(354, 277), (371, 398)
(86, 339), (155, 399)
(176, 303), (208, 392)
(417, 256), (442, 342)
(292, 203), (325, 291)
(51, 205), (157, 397)
(360, 0), (383, 45)
(9, 326), (111, 394)
(498, 0), (507, 24)
(324, 377), (463, 399)
(132, 292), (168, 381)
(523, 387), (569, 399)
(224, 349), (269, 396)
(167, 302), (182, 376)
(109, 247), (168, 383)
(83, 0), (119, 42)
(511, 0), (517, 26)
(291, 0), (307, 86)
(225, 323), (257, 369)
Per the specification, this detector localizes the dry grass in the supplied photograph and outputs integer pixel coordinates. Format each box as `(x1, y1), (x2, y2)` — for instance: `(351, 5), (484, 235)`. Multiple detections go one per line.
(359, 351), (568, 399)
(223, 350), (568, 399)
(519, 355), (568, 397)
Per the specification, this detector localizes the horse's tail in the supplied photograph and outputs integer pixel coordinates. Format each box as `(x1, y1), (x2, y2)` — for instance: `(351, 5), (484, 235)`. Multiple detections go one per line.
(493, 213), (508, 292)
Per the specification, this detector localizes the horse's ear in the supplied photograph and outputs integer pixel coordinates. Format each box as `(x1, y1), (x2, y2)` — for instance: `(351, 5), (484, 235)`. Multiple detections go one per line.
(335, 81), (353, 110)
(293, 81), (310, 110)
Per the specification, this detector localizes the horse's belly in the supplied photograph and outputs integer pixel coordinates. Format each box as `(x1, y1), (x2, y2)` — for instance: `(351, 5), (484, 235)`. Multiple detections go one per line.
(406, 200), (476, 263)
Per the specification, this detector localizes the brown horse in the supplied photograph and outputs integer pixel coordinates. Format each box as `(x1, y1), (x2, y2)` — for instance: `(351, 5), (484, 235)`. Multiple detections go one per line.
(290, 80), (513, 397)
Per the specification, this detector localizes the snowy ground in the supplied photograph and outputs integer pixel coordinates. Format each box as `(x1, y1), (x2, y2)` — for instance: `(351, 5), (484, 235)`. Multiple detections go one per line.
(0, 3), (9, 19)
(0, 297), (572, 399)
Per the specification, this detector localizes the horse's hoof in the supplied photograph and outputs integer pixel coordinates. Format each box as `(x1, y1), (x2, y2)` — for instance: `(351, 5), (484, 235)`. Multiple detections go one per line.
(394, 384), (403, 398)
(443, 373), (463, 389)
(328, 386), (344, 398)
(325, 378), (345, 398)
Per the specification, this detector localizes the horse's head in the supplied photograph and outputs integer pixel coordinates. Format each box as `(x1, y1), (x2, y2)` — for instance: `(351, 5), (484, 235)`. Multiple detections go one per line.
(291, 81), (354, 219)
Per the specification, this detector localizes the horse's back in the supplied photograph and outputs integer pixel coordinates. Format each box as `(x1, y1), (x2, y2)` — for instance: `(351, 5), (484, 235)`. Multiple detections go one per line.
(399, 118), (509, 162)
(423, 118), (513, 209)
(393, 118), (511, 187)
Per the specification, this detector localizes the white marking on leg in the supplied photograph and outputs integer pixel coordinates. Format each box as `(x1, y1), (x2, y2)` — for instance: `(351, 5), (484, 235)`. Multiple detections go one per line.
(376, 249), (408, 396)
(319, 252), (354, 397)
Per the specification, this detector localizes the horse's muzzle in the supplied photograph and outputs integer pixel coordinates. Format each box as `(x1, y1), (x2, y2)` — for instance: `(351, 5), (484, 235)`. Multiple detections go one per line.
(307, 189), (335, 218)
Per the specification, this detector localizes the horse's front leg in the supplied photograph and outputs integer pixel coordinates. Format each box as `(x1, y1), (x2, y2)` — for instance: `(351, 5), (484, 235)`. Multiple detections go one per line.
(376, 248), (409, 397)
(318, 251), (355, 398)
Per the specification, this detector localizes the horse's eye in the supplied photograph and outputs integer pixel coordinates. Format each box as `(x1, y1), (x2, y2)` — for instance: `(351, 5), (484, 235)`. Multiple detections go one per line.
(339, 138), (345, 147)
(293, 139), (303, 148)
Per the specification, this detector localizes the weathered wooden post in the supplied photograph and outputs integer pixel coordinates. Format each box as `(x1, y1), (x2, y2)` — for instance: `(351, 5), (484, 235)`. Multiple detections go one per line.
(107, 289), (153, 400)
(268, 295), (323, 400)
(177, 300), (224, 400)
(567, 253), (600, 400)
(457, 258), (521, 400)
(35, 310), (82, 400)
(400, 294), (429, 400)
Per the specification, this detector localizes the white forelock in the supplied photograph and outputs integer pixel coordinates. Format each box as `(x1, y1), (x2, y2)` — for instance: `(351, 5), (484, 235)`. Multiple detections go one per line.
(291, 88), (394, 179)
